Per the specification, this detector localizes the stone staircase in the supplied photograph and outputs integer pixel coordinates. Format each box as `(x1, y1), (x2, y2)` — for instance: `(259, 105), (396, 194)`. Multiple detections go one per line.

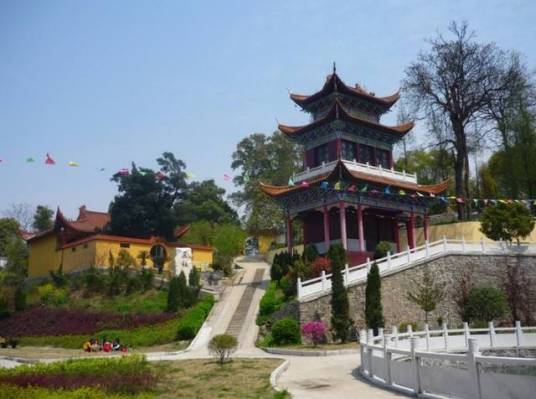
(225, 268), (265, 338)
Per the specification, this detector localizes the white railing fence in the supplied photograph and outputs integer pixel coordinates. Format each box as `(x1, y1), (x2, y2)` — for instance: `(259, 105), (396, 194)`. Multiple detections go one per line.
(359, 322), (536, 399)
(297, 238), (536, 300)
(293, 159), (418, 184)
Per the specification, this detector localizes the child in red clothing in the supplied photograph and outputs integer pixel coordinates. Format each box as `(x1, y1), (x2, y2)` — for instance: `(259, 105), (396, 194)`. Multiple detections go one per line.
(102, 340), (112, 352)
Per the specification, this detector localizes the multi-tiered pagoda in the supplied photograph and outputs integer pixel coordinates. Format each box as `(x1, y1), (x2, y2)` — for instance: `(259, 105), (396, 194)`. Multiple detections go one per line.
(261, 67), (449, 265)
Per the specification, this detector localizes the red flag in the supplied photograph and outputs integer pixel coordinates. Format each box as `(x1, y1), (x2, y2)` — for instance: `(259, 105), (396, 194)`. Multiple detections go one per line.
(347, 184), (356, 192)
(155, 171), (166, 181)
(300, 180), (310, 187)
(118, 168), (129, 176)
(45, 153), (55, 165)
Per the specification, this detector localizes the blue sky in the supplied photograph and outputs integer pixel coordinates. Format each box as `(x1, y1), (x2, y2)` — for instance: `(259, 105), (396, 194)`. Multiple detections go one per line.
(1, 0), (535, 218)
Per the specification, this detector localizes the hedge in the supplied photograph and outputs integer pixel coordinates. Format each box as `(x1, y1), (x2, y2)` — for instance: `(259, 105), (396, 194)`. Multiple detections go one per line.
(176, 295), (215, 340)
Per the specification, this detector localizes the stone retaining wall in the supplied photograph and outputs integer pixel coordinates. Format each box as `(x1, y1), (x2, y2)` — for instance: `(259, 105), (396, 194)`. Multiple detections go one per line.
(299, 254), (536, 338)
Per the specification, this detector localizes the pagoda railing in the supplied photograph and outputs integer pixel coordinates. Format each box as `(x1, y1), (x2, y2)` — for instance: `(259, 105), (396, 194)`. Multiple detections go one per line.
(293, 159), (417, 185)
(297, 238), (536, 300)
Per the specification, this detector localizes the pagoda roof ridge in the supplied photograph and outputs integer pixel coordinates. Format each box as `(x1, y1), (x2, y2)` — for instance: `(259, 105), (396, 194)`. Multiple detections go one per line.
(290, 72), (400, 109)
(278, 100), (414, 137)
(259, 160), (449, 197)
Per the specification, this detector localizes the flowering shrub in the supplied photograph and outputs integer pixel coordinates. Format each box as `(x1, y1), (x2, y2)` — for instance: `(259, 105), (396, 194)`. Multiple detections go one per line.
(0, 306), (175, 337)
(301, 320), (326, 346)
(0, 355), (156, 394)
(311, 257), (331, 277)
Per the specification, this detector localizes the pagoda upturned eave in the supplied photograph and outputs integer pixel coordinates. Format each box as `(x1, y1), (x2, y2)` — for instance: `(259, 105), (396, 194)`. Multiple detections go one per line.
(289, 73), (400, 109)
(278, 101), (414, 137)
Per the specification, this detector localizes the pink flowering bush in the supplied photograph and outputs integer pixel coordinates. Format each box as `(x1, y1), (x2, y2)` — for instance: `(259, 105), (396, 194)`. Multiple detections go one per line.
(301, 320), (326, 347)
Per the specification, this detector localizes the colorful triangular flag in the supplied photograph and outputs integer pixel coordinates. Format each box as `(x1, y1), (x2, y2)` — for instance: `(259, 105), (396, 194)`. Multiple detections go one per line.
(347, 184), (356, 192)
(45, 153), (55, 165)
(223, 174), (232, 181)
(300, 180), (310, 187)
(26, 157), (35, 163)
(416, 192), (424, 197)
(320, 181), (329, 190)
(68, 161), (79, 167)
(155, 171), (166, 181)
(384, 186), (391, 194)
(399, 189), (406, 196)
(118, 168), (129, 176)
(288, 177), (295, 186)
(359, 184), (368, 193)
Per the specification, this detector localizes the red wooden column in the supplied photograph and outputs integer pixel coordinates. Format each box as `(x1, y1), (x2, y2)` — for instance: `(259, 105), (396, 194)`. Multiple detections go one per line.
(286, 215), (293, 254)
(423, 214), (430, 242)
(339, 201), (347, 250)
(357, 205), (365, 252)
(393, 218), (400, 253)
(323, 206), (330, 252)
(407, 212), (416, 249)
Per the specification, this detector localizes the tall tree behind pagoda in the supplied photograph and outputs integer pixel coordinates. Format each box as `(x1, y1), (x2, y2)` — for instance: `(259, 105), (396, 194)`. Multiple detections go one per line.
(484, 104), (536, 199)
(230, 131), (301, 234)
(403, 21), (523, 220)
(32, 205), (54, 232)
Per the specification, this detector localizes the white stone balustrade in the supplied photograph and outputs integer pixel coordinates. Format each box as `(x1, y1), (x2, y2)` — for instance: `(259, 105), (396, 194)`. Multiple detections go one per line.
(359, 322), (536, 399)
(297, 238), (536, 300)
(292, 159), (418, 185)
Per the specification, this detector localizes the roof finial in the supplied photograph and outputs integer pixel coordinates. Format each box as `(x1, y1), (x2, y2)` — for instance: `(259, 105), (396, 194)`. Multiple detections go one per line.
(333, 62), (336, 74)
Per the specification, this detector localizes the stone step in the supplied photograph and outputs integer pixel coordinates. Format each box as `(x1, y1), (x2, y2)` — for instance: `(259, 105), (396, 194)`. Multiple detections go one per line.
(225, 268), (264, 338)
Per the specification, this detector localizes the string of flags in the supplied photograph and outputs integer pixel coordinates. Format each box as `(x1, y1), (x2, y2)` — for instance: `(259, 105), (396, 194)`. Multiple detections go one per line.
(292, 178), (536, 207)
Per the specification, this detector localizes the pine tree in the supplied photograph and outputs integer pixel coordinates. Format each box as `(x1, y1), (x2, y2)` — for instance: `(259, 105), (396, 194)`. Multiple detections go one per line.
(167, 276), (180, 312)
(365, 263), (384, 335)
(328, 244), (351, 342)
(407, 268), (445, 324)
(188, 266), (201, 289)
(177, 271), (194, 308)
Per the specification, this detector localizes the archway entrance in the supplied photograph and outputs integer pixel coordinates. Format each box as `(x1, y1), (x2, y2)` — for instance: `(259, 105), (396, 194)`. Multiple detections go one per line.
(150, 245), (167, 274)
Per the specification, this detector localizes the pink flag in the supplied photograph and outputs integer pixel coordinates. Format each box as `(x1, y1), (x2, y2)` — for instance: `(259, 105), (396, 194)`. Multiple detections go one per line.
(155, 171), (166, 181)
(223, 174), (232, 181)
(300, 180), (309, 187)
(118, 168), (129, 176)
(45, 153), (55, 165)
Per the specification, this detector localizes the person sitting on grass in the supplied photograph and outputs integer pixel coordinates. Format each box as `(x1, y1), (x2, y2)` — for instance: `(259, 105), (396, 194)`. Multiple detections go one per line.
(112, 338), (121, 351)
(82, 339), (92, 352)
(90, 338), (100, 352)
(102, 339), (112, 353)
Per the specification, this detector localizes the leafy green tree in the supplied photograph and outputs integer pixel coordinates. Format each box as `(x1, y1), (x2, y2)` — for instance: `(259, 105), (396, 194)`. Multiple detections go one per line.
(175, 180), (238, 226)
(406, 268), (445, 324)
(181, 221), (216, 246)
(32, 205), (54, 232)
(365, 263), (384, 335)
(109, 153), (187, 240)
(208, 334), (238, 364)
(328, 244), (351, 342)
(395, 149), (454, 185)
(0, 218), (20, 257)
(465, 287), (507, 323)
(230, 132), (301, 235)
(167, 276), (181, 312)
(177, 271), (195, 308)
(480, 203), (535, 245)
(4, 237), (28, 285)
(212, 224), (246, 275)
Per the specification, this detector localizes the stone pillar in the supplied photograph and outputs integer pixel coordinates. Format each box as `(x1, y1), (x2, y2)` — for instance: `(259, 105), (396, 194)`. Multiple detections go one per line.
(407, 212), (416, 249)
(357, 205), (365, 252)
(339, 201), (347, 250)
(393, 218), (400, 253)
(423, 214), (429, 242)
(323, 206), (330, 253)
(286, 215), (293, 254)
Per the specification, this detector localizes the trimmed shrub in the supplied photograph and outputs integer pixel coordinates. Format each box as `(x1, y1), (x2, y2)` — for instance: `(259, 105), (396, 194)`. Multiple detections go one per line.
(465, 287), (507, 323)
(167, 277), (181, 312)
(83, 266), (106, 293)
(374, 241), (392, 260)
(208, 334), (237, 364)
(398, 321), (418, 333)
(176, 295), (215, 340)
(328, 244), (351, 342)
(116, 249), (136, 268)
(0, 296), (10, 319)
(257, 282), (282, 325)
(138, 269), (154, 291)
(365, 263), (384, 334)
(271, 317), (300, 345)
(188, 266), (201, 289)
(14, 286), (26, 311)
(279, 276), (294, 299)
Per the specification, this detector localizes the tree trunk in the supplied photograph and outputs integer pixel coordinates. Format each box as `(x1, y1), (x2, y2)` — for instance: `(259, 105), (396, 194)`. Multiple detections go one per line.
(452, 119), (468, 220)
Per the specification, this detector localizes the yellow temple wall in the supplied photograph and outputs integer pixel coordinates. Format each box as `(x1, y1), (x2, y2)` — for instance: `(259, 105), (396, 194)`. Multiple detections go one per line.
(28, 235), (62, 278)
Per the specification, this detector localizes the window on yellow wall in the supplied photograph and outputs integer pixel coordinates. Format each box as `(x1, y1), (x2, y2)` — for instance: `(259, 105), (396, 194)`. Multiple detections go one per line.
(120, 243), (130, 248)
(83, 244), (88, 249)
(71, 247), (76, 252)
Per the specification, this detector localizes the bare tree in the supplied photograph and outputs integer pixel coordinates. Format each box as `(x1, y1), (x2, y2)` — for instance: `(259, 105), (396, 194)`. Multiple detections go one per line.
(3, 203), (33, 231)
(403, 21), (522, 220)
